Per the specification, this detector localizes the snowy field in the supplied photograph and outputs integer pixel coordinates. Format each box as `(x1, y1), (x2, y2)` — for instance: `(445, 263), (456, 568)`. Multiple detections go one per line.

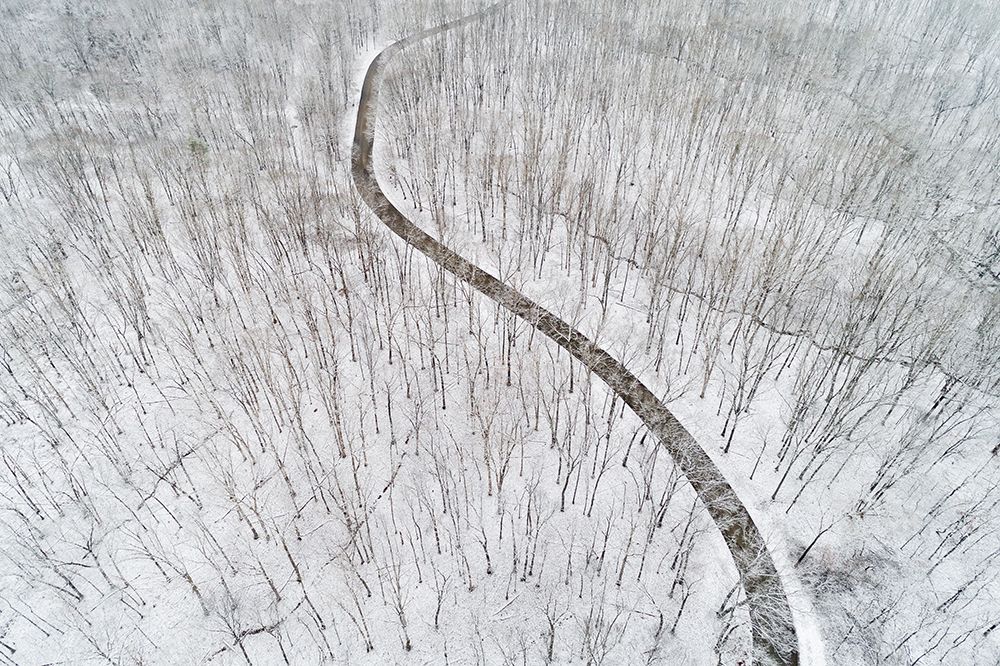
(0, 0), (998, 664)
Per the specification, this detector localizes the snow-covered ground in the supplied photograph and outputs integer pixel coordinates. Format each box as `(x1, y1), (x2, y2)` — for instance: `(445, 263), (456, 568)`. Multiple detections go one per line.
(1, 0), (998, 664)
(374, 0), (1000, 662)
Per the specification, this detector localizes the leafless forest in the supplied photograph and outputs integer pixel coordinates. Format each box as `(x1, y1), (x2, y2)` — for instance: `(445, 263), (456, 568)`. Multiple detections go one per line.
(0, 0), (998, 664)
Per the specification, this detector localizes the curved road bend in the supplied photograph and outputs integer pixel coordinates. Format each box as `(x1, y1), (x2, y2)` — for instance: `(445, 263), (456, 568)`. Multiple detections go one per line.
(351, 5), (799, 664)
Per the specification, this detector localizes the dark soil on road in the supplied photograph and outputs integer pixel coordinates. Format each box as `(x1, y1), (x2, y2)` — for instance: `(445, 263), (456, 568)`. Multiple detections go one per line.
(351, 6), (799, 663)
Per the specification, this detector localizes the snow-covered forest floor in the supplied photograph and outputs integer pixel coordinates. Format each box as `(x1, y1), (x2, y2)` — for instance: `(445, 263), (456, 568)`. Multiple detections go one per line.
(1, 0), (998, 664)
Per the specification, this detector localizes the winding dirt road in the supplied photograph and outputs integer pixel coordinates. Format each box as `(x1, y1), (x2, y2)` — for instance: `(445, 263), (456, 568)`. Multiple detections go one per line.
(351, 5), (799, 664)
